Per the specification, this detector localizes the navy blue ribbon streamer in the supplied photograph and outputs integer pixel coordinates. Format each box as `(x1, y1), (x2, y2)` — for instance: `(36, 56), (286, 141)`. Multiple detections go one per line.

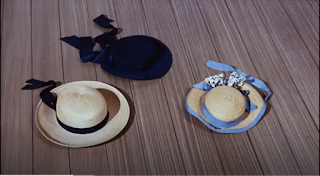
(60, 14), (118, 65)
(60, 36), (100, 63)
(22, 79), (109, 134)
(93, 14), (115, 29)
(22, 79), (57, 110)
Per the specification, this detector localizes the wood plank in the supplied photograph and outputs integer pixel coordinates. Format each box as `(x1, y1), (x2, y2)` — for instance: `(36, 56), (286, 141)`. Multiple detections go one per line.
(59, 0), (109, 174)
(86, 0), (147, 174)
(113, 0), (186, 174)
(0, 0), (3, 46)
(162, 1), (236, 174)
(170, 0), (260, 174)
(309, 0), (319, 16)
(172, 0), (301, 174)
(1, 0), (33, 174)
(141, 0), (258, 174)
(140, 0), (228, 174)
(195, 0), (271, 174)
(133, 0), (226, 174)
(31, 0), (70, 174)
(281, 0), (319, 67)
(1, 0), (3, 33)
(226, 0), (319, 174)
(253, 0), (319, 130)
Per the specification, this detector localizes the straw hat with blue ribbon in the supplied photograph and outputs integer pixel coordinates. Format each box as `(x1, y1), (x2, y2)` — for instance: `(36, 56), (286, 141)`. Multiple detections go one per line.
(185, 61), (271, 133)
(22, 79), (130, 147)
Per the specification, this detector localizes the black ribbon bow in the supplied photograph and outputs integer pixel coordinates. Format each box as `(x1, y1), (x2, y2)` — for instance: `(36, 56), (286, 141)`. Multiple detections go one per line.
(60, 14), (119, 64)
(22, 79), (57, 110)
(22, 79), (109, 134)
(93, 14), (115, 29)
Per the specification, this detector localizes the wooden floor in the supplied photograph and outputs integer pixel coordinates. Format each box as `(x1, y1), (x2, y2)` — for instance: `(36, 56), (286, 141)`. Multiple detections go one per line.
(1, 0), (319, 175)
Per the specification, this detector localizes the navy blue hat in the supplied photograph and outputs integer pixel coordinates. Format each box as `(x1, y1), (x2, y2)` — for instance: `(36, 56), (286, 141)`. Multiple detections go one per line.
(61, 15), (172, 80)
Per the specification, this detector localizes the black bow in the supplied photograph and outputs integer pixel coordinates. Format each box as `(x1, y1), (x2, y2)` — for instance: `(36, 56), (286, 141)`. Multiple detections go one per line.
(22, 79), (110, 134)
(22, 79), (57, 110)
(60, 14), (119, 64)
(93, 14), (115, 29)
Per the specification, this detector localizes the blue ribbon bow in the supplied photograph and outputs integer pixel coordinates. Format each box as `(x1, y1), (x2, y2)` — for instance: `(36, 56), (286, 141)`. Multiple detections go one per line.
(60, 14), (119, 64)
(205, 61), (271, 100)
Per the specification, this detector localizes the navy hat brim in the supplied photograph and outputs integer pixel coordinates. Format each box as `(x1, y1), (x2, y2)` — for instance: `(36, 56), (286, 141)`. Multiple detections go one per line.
(100, 36), (172, 80)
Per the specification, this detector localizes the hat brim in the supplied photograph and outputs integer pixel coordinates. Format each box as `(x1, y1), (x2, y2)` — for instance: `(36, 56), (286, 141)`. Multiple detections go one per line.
(100, 36), (172, 80)
(186, 83), (267, 133)
(35, 81), (130, 147)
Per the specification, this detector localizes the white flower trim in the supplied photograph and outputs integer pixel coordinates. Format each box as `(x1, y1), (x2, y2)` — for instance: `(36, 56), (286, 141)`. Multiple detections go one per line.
(205, 72), (245, 89)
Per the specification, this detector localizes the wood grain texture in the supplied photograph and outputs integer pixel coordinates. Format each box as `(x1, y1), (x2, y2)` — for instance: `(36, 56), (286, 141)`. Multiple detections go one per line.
(226, 0), (319, 174)
(172, 0), (300, 174)
(86, 0), (147, 174)
(1, 0), (3, 34)
(141, 0), (226, 174)
(58, 0), (109, 174)
(170, 0), (264, 175)
(142, 0), (229, 174)
(2, 0), (320, 174)
(308, 0), (319, 16)
(281, 0), (319, 67)
(1, 0), (33, 174)
(113, 0), (185, 174)
(31, 0), (70, 174)
(196, 0), (271, 174)
(127, 0), (226, 174)
(253, 0), (319, 130)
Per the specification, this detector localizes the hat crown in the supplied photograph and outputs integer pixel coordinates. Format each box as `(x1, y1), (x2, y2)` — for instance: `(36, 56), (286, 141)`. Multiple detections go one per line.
(56, 85), (108, 128)
(115, 36), (154, 62)
(205, 86), (246, 121)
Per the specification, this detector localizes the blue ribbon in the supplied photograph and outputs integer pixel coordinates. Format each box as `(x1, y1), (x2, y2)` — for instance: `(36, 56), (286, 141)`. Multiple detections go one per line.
(202, 103), (245, 128)
(60, 14), (118, 65)
(194, 84), (256, 128)
(185, 100), (267, 133)
(193, 83), (212, 92)
(93, 14), (115, 29)
(205, 61), (271, 100)
(60, 36), (99, 63)
(185, 61), (272, 133)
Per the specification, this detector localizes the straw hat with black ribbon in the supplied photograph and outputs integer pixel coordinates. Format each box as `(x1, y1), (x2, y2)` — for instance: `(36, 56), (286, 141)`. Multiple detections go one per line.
(185, 61), (272, 133)
(22, 79), (130, 147)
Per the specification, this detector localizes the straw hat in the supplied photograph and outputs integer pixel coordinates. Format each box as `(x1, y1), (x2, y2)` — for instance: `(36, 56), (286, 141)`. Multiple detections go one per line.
(185, 61), (271, 133)
(23, 79), (130, 147)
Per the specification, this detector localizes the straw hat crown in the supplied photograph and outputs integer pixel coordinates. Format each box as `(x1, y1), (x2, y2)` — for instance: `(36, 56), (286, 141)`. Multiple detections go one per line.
(205, 86), (246, 121)
(56, 85), (108, 128)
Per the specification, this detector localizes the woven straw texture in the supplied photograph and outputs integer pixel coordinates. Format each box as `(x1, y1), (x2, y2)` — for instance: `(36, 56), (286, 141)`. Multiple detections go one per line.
(35, 81), (130, 148)
(205, 86), (246, 121)
(187, 82), (264, 130)
(56, 85), (108, 128)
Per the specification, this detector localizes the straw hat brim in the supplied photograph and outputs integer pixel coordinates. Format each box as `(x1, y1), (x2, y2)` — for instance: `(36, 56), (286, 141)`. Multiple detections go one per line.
(186, 82), (266, 133)
(35, 81), (130, 148)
